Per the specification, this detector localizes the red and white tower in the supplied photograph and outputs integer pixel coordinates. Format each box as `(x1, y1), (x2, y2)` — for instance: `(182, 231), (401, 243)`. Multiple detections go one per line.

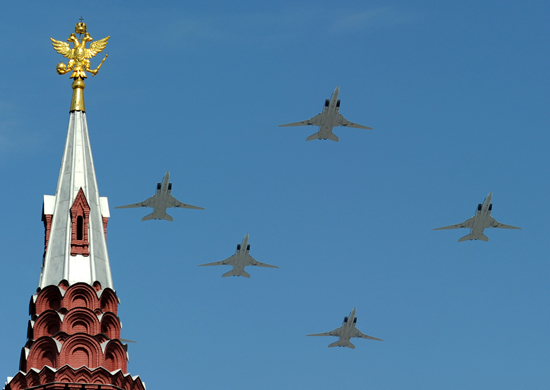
(4, 23), (146, 390)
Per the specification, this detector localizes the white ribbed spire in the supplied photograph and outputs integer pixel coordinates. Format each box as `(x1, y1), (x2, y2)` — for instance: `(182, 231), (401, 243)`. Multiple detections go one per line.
(39, 111), (113, 289)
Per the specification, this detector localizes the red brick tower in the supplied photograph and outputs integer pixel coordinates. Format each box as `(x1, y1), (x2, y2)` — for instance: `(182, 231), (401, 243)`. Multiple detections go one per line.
(4, 23), (145, 390)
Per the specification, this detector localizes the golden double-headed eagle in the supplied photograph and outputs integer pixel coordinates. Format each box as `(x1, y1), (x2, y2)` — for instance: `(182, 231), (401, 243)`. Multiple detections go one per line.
(51, 22), (109, 79)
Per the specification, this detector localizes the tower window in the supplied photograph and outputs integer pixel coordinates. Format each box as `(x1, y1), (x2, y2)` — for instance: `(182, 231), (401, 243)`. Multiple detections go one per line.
(70, 188), (90, 257)
(77, 216), (83, 240)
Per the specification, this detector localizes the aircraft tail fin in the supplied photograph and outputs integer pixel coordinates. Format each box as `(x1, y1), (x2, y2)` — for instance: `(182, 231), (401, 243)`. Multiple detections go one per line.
(327, 133), (339, 142)
(328, 341), (339, 348)
(346, 342), (356, 349)
(163, 213), (173, 222)
(142, 212), (155, 221)
(306, 132), (319, 141)
(458, 234), (471, 242)
(479, 234), (489, 242)
(222, 270), (251, 278)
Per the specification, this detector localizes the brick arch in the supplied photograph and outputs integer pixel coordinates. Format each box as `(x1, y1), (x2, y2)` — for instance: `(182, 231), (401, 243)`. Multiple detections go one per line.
(103, 341), (127, 373)
(25, 371), (40, 388)
(26, 337), (59, 371)
(60, 334), (101, 369)
(90, 370), (108, 384)
(33, 310), (62, 339)
(74, 370), (92, 383)
(121, 376), (134, 390)
(38, 367), (56, 386)
(63, 308), (100, 335)
(111, 370), (124, 387)
(100, 313), (121, 340)
(99, 288), (118, 314)
(63, 283), (98, 311)
(35, 286), (63, 315)
(54, 332), (69, 343)
(55, 368), (75, 385)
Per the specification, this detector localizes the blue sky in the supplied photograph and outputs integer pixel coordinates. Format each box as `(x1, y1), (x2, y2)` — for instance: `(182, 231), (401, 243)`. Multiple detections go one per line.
(0, 1), (549, 389)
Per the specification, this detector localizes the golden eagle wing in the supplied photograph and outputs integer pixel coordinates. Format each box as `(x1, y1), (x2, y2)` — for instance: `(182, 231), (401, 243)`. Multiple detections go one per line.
(87, 36), (110, 57)
(50, 38), (73, 58)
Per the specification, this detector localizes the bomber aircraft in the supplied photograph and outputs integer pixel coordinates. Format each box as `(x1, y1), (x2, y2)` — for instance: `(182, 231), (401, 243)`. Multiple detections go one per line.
(279, 86), (372, 142)
(115, 170), (204, 221)
(307, 308), (382, 349)
(198, 234), (278, 278)
(434, 192), (520, 242)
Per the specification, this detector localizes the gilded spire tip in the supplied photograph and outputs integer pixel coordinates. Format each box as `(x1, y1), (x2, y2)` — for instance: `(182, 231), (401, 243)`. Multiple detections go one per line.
(51, 21), (110, 112)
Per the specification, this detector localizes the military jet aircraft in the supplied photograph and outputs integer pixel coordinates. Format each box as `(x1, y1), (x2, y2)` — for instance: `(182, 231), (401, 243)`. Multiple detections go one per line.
(307, 308), (382, 349)
(198, 234), (278, 278)
(434, 192), (520, 242)
(115, 170), (204, 221)
(279, 86), (372, 142)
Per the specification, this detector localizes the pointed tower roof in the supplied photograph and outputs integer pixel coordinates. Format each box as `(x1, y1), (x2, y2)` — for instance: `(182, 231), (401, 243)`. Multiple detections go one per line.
(39, 111), (113, 289)
(40, 23), (112, 290)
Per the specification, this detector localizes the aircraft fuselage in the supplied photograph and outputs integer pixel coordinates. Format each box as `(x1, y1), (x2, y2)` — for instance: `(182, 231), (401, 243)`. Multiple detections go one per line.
(317, 87), (341, 139)
(467, 192), (493, 239)
(334, 308), (359, 347)
(150, 171), (173, 219)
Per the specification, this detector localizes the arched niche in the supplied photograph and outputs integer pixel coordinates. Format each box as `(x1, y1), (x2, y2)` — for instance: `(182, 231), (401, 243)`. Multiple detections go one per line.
(100, 313), (121, 340)
(63, 283), (98, 311)
(59, 334), (101, 369)
(64, 308), (100, 335)
(33, 311), (61, 339)
(26, 337), (59, 371)
(35, 286), (63, 315)
(103, 341), (127, 373)
(99, 288), (119, 314)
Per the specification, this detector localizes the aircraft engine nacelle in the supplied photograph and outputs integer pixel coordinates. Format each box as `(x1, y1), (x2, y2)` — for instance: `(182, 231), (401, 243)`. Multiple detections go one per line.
(489, 203), (492, 211)
(237, 244), (241, 251)
(336, 99), (341, 108)
(353, 317), (357, 323)
(156, 183), (161, 191)
(168, 183), (172, 191)
(343, 316), (348, 323)
(325, 99), (330, 107)
(477, 203), (482, 212)
(246, 244), (251, 251)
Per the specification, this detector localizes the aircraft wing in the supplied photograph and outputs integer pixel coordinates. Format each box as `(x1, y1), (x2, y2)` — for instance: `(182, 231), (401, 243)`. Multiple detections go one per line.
(250, 255), (279, 268)
(487, 216), (521, 230)
(115, 195), (156, 209)
(167, 194), (205, 210)
(198, 255), (236, 267)
(307, 327), (342, 337)
(434, 216), (475, 230)
(279, 113), (322, 127)
(351, 328), (383, 341)
(337, 113), (373, 130)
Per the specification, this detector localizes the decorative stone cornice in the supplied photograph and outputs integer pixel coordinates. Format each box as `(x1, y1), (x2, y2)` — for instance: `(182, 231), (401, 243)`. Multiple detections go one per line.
(5, 365), (145, 390)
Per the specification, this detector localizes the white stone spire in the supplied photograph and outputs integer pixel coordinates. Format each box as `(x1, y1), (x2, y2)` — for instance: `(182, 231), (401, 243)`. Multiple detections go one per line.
(39, 111), (113, 289)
